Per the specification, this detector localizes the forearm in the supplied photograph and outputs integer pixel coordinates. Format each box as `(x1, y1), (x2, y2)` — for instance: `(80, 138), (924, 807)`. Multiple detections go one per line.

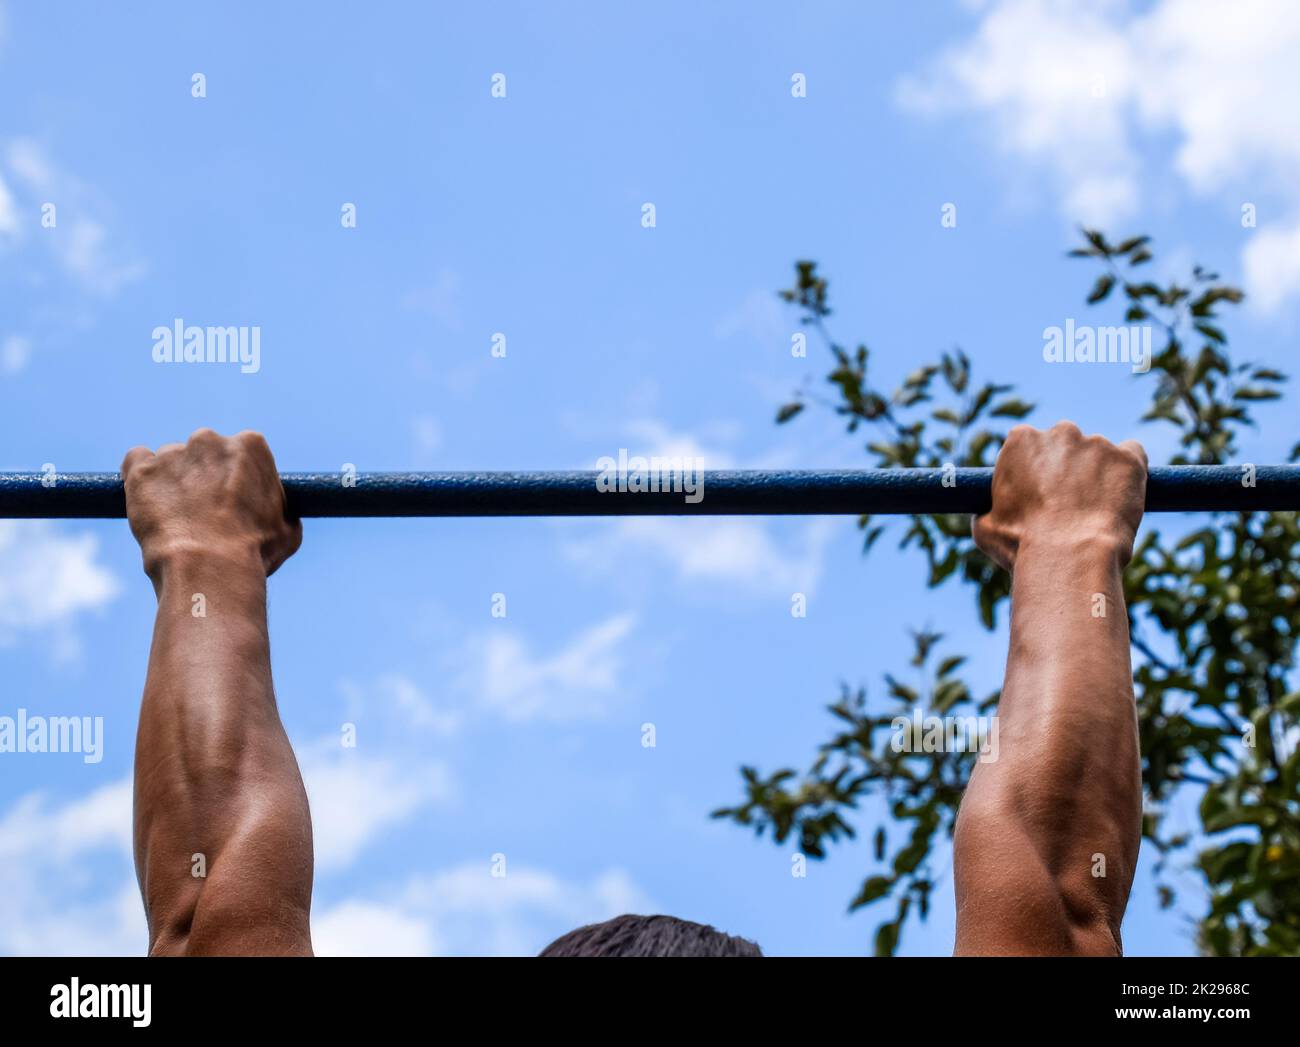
(955, 534), (1141, 954)
(133, 545), (313, 955)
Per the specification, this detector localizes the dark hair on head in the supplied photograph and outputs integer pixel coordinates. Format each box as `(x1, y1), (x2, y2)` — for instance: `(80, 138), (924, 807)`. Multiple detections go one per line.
(539, 914), (762, 957)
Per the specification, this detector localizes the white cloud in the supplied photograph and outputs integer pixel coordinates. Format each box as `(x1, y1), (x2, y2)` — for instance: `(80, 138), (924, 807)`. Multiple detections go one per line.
(0, 172), (16, 237)
(59, 217), (142, 296)
(412, 414), (442, 458)
(340, 673), (463, 736)
(1, 138), (144, 296)
(0, 521), (119, 647)
(715, 289), (786, 346)
(1243, 221), (1300, 313)
(314, 862), (655, 957)
(403, 268), (462, 327)
(455, 613), (638, 722)
(899, 0), (1300, 307)
(566, 516), (836, 597)
(297, 736), (456, 871)
(0, 765), (653, 956)
(1, 333), (30, 372)
(312, 899), (440, 956)
(7, 138), (56, 194)
(0, 778), (132, 863)
(621, 417), (732, 467)
(0, 779), (145, 956)
(0, 737), (457, 953)
(564, 418), (836, 596)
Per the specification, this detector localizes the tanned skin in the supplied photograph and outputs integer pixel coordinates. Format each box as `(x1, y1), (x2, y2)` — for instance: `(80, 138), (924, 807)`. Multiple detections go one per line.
(123, 428), (313, 956)
(120, 421), (1144, 957)
(954, 421), (1147, 956)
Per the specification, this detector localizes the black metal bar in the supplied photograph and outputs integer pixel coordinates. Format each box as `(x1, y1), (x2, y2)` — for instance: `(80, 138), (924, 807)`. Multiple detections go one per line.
(0, 466), (1295, 519)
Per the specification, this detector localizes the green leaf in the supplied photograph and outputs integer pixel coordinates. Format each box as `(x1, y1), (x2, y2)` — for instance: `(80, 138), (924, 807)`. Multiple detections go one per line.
(755, 237), (1300, 959)
(851, 875), (893, 911)
(1087, 274), (1116, 303)
(873, 920), (900, 957)
(937, 655), (967, 678)
(990, 398), (1034, 418)
(775, 401), (805, 423)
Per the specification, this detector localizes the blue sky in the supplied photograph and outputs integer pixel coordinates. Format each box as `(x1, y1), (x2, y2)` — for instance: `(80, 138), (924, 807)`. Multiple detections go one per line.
(1, 0), (1297, 955)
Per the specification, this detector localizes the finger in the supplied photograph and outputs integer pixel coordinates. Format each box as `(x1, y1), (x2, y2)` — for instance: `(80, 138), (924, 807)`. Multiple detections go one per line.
(1051, 419), (1083, 440)
(187, 428), (230, 462)
(233, 429), (270, 453)
(233, 432), (282, 492)
(234, 430), (276, 471)
(1117, 439), (1148, 470)
(120, 446), (155, 479)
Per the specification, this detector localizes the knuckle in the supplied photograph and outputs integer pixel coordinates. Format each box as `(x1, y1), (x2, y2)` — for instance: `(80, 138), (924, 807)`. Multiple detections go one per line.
(235, 429), (269, 450)
(120, 446), (152, 475)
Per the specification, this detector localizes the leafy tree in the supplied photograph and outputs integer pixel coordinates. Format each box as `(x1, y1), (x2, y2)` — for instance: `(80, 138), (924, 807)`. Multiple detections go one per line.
(713, 231), (1300, 956)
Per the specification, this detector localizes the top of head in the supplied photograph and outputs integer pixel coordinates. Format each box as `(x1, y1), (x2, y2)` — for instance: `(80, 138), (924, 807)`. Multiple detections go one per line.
(538, 914), (762, 957)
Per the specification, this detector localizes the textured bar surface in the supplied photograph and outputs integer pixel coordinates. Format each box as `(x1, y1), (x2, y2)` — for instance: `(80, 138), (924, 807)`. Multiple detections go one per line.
(0, 466), (1296, 519)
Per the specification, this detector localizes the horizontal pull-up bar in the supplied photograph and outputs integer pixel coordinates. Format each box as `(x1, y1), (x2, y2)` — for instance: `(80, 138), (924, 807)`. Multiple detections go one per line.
(0, 466), (1296, 518)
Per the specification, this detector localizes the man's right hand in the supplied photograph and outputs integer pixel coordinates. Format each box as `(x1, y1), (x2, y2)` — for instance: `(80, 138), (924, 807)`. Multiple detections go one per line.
(972, 420), (1147, 573)
(121, 428), (302, 584)
(955, 419), (1147, 955)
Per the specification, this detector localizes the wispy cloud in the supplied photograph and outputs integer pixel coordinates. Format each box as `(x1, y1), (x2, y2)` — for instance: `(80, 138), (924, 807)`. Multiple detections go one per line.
(0, 736), (458, 953)
(3, 138), (144, 297)
(567, 515), (835, 597)
(453, 613), (638, 722)
(0, 521), (120, 655)
(0, 779), (144, 955)
(0, 171), (17, 238)
(1, 334), (30, 373)
(412, 414), (442, 459)
(340, 673), (463, 736)
(314, 862), (656, 956)
(297, 735), (456, 871)
(561, 417), (837, 596)
(403, 268), (463, 327)
(899, 0), (1300, 308)
(714, 289), (786, 347)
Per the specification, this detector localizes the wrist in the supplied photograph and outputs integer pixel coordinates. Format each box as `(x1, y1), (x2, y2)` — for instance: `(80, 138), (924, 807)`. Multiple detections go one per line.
(144, 537), (267, 589)
(1015, 526), (1132, 572)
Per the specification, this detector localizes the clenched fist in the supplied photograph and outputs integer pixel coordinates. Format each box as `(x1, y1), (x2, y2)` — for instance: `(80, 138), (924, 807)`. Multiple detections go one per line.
(122, 428), (302, 583)
(973, 421), (1147, 572)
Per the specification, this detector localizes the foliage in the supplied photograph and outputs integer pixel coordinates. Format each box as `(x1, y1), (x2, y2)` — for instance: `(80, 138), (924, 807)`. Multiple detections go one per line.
(712, 231), (1300, 955)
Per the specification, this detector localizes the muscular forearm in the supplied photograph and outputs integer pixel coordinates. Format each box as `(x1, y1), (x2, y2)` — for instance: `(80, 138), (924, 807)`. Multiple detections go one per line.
(955, 534), (1141, 955)
(133, 546), (313, 955)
